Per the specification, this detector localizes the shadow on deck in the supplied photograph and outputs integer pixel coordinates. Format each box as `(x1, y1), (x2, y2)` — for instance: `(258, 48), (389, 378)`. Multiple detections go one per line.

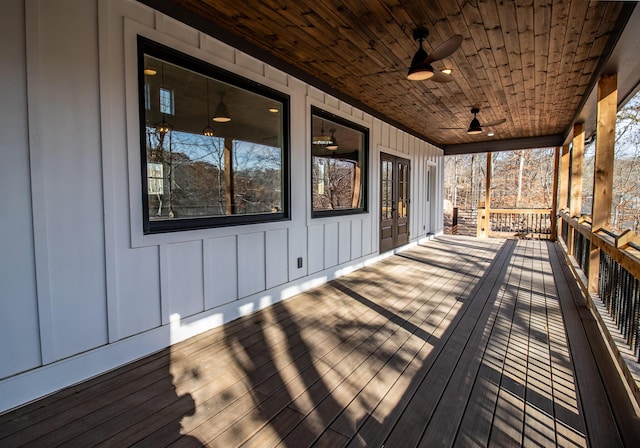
(1, 236), (639, 447)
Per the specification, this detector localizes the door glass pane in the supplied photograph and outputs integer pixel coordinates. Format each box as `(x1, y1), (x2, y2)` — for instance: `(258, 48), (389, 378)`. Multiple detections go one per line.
(398, 163), (408, 218)
(381, 160), (393, 220)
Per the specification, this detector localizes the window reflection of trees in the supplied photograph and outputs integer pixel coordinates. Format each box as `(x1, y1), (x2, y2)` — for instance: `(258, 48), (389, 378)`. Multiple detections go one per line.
(312, 157), (359, 210)
(146, 128), (282, 220)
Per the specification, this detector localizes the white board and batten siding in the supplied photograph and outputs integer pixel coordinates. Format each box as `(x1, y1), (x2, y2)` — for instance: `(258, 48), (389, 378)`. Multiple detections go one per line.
(0, 0), (444, 414)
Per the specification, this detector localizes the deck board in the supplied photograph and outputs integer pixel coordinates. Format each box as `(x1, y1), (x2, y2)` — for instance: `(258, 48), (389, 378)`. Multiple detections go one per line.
(1, 236), (639, 447)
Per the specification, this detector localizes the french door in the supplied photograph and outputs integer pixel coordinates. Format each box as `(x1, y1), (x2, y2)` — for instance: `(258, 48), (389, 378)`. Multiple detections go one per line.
(380, 153), (410, 252)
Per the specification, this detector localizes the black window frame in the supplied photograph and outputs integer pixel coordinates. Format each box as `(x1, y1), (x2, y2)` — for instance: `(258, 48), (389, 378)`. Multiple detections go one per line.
(310, 106), (369, 218)
(137, 36), (291, 234)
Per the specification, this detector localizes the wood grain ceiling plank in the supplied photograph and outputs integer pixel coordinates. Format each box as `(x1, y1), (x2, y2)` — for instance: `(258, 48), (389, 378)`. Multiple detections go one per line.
(549, 0), (590, 131)
(164, 0), (631, 149)
(308, 1), (408, 71)
(557, 2), (615, 132)
(351, 0), (416, 59)
(433, 0), (486, 137)
(459, 0), (515, 140)
(495, 0), (527, 133)
(516, 0), (536, 136)
(533, 1), (551, 136)
(477, 0), (520, 138)
(541, 0), (568, 135)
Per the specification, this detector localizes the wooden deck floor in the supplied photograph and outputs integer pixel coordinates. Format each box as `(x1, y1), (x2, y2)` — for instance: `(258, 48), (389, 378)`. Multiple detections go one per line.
(2, 236), (640, 447)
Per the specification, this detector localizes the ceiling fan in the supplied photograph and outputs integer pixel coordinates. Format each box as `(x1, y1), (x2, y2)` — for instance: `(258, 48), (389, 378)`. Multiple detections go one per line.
(364, 28), (462, 82)
(406, 28), (463, 82)
(442, 108), (507, 134)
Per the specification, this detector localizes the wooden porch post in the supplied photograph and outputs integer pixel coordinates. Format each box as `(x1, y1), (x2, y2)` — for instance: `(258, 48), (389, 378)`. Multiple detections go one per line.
(567, 124), (585, 254)
(550, 146), (560, 241)
(559, 144), (570, 211)
(589, 74), (617, 293)
(484, 152), (492, 237)
(570, 123), (585, 219)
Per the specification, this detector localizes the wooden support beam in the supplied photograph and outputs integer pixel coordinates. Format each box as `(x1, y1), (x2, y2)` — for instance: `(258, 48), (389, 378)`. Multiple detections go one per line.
(559, 144), (570, 211)
(592, 74), (617, 230)
(551, 146), (560, 241)
(485, 152), (492, 238)
(589, 74), (617, 293)
(570, 123), (585, 219)
(477, 152), (492, 238)
(567, 125), (584, 255)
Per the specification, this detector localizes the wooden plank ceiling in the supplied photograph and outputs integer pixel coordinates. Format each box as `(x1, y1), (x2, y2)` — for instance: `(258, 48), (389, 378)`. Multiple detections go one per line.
(152, 0), (631, 153)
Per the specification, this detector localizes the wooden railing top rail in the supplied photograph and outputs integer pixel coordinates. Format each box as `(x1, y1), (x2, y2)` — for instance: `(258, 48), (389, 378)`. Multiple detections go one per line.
(559, 210), (640, 280)
(489, 208), (552, 214)
(558, 209), (592, 238)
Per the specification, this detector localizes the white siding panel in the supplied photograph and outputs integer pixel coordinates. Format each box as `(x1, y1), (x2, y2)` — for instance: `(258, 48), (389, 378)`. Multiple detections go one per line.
(308, 225), (324, 274)
(202, 34), (235, 64)
(389, 126), (398, 150)
(338, 221), (351, 264)
(0, 0), (41, 379)
(362, 217), (372, 256)
(288, 226), (307, 280)
(308, 86), (324, 102)
(238, 232), (266, 298)
(29, 0), (108, 361)
(326, 95), (339, 110)
(265, 65), (288, 87)
(165, 241), (205, 320)
(116, 247), (162, 339)
(157, 14), (199, 47)
(380, 122), (390, 149)
(236, 52), (264, 76)
(266, 229), (288, 289)
(351, 219), (363, 260)
(204, 236), (238, 309)
(339, 102), (352, 116)
(324, 223), (339, 268)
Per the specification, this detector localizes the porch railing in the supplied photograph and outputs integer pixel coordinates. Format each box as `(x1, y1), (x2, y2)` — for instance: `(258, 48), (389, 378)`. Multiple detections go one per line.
(559, 211), (640, 361)
(478, 208), (553, 239)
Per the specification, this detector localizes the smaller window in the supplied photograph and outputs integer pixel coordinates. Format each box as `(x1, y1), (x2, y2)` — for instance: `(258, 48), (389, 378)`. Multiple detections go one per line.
(147, 162), (164, 195)
(311, 107), (368, 217)
(144, 83), (151, 111)
(159, 87), (174, 115)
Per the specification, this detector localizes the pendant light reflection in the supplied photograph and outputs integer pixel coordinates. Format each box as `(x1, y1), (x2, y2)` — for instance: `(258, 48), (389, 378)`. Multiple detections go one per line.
(155, 61), (173, 135)
(213, 91), (231, 123)
(327, 129), (338, 150)
(312, 120), (333, 146)
(203, 79), (215, 136)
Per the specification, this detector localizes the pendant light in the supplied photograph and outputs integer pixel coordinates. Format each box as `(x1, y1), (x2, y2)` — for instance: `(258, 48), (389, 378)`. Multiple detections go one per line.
(467, 108), (483, 135)
(407, 31), (434, 81)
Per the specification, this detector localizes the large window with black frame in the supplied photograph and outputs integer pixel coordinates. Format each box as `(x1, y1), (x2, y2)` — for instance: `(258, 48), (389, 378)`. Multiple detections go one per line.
(311, 107), (368, 217)
(138, 37), (290, 233)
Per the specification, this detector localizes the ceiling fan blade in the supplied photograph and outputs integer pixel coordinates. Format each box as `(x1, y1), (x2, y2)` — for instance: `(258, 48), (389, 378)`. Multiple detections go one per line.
(362, 67), (406, 77)
(425, 34), (463, 63)
(431, 69), (455, 83)
(480, 118), (507, 127)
